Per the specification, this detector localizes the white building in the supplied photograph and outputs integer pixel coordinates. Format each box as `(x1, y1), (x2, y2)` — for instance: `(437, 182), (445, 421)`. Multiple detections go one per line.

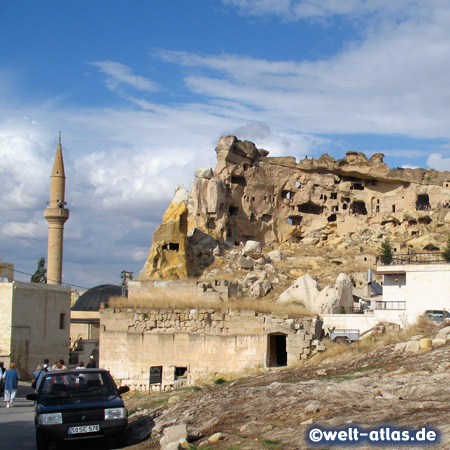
(375, 256), (450, 325)
(322, 253), (450, 334)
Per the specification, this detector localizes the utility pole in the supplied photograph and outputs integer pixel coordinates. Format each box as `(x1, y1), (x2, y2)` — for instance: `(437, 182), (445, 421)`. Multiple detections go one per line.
(121, 270), (133, 297)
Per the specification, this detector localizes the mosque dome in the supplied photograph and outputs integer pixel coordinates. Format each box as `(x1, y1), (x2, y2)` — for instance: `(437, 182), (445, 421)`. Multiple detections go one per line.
(71, 284), (125, 311)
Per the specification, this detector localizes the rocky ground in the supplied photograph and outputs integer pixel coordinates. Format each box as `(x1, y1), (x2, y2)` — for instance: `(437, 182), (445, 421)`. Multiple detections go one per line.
(198, 242), (375, 304)
(124, 323), (450, 450)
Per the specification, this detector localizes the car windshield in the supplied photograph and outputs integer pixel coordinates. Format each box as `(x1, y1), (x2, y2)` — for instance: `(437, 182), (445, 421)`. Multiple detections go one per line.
(39, 372), (116, 399)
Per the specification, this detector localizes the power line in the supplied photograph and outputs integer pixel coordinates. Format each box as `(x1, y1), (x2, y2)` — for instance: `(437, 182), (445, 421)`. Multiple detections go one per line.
(0, 264), (90, 290)
(0, 211), (121, 283)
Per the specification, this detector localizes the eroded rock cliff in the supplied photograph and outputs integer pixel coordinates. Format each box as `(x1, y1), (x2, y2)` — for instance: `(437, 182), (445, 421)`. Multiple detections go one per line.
(139, 136), (450, 284)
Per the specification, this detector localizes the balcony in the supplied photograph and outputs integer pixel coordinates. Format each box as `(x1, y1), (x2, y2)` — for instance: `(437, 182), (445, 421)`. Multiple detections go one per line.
(377, 252), (446, 266)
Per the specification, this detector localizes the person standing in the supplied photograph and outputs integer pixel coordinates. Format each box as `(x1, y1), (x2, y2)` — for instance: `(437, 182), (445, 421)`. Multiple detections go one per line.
(4, 362), (20, 408)
(86, 355), (96, 368)
(32, 365), (45, 390)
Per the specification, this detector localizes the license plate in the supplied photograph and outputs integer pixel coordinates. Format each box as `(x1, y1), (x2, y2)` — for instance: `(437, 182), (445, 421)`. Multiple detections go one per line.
(68, 425), (100, 434)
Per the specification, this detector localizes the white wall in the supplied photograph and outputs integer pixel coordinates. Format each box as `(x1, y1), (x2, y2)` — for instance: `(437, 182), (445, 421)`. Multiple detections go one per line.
(0, 284), (14, 367)
(382, 264), (450, 323)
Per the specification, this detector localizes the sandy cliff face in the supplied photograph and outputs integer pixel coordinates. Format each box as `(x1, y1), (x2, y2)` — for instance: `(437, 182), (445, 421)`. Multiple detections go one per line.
(140, 136), (450, 282)
(189, 136), (450, 249)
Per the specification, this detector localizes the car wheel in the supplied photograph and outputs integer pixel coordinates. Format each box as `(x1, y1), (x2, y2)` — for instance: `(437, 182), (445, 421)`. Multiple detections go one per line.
(36, 431), (49, 450)
(334, 337), (350, 344)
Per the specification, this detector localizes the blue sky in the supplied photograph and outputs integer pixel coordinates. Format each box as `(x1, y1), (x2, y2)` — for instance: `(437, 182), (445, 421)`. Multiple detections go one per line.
(2, 0), (450, 289)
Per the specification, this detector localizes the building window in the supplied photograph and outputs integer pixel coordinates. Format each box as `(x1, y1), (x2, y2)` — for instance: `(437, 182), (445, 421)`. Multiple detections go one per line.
(375, 301), (406, 310)
(59, 313), (66, 330)
(175, 367), (187, 379)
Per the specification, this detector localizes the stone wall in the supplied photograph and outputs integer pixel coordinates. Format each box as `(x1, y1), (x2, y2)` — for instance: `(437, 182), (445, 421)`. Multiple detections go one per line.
(99, 307), (320, 390)
(128, 279), (236, 302)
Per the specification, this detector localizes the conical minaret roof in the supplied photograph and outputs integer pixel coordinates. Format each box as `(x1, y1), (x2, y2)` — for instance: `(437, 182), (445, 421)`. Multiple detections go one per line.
(51, 132), (66, 178)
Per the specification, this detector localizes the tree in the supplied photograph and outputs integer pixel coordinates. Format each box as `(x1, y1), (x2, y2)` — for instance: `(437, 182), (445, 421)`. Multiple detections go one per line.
(443, 234), (450, 262)
(380, 239), (394, 265)
(31, 257), (47, 283)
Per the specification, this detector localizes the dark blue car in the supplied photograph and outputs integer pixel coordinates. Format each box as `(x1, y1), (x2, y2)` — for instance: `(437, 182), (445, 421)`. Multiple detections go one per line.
(27, 368), (129, 450)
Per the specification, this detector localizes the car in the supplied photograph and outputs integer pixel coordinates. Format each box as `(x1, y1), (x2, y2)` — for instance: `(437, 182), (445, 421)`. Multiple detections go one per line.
(424, 309), (450, 324)
(26, 368), (130, 450)
(329, 328), (360, 343)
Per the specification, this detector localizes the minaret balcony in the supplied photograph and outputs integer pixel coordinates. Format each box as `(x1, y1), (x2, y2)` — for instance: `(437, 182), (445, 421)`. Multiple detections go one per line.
(44, 207), (70, 222)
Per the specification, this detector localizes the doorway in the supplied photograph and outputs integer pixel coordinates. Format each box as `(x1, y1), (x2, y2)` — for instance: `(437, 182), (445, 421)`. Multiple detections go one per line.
(267, 333), (287, 367)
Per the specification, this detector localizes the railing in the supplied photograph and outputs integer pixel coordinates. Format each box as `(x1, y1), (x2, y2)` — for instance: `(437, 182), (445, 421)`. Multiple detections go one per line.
(374, 301), (406, 310)
(377, 252), (447, 265)
(330, 306), (364, 314)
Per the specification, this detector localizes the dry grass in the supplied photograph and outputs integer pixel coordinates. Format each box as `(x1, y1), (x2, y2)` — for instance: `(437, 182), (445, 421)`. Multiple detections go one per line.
(107, 295), (313, 318)
(308, 316), (441, 365)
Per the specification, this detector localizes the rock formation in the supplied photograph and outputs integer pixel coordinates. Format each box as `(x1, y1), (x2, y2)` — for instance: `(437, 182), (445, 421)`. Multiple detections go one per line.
(278, 273), (353, 313)
(189, 136), (450, 249)
(139, 186), (194, 280)
(140, 135), (450, 285)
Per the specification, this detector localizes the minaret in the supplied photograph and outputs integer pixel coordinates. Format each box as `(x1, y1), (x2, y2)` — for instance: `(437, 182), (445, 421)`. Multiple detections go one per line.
(44, 133), (70, 285)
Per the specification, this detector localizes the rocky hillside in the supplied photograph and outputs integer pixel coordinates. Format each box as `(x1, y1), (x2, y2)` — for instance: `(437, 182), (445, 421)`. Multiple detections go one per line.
(126, 321), (450, 450)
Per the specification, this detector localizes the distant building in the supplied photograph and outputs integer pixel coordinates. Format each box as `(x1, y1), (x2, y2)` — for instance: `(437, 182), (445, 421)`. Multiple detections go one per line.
(0, 279), (71, 378)
(70, 284), (124, 368)
(321, 253), (450, 334)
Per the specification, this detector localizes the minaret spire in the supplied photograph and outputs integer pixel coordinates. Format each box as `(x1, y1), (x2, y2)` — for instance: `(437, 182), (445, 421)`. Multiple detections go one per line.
(44, 134), (70, 285)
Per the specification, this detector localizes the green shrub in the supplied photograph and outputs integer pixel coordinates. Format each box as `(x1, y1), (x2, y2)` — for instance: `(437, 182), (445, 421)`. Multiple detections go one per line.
(379, 238), (393, 264)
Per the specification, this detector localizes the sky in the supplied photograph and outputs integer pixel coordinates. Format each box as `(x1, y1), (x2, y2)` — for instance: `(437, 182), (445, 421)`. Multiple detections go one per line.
(2, 0), (450, 289)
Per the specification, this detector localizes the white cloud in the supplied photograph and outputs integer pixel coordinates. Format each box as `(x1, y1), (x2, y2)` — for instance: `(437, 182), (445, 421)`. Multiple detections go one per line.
(221, 0), (428, 20)
(156, 5), (450, 139)
(427, 153), (450, 171)
(0, 132), (51, 210)
(89, 61), (159, 93)
(3, 1), (450, 287)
